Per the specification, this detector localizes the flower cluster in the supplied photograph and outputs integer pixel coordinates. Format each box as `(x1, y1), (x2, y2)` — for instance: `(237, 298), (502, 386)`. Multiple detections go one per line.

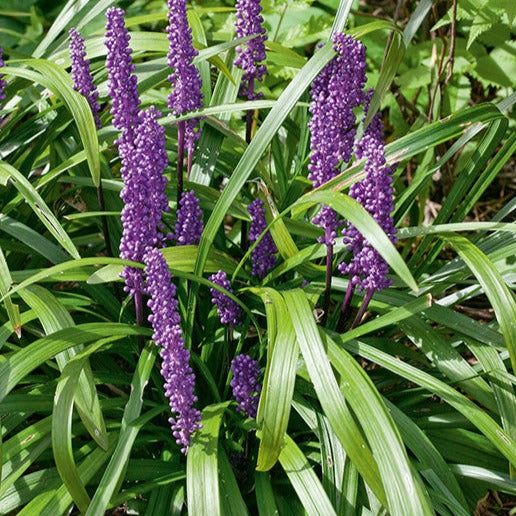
(234, 0), (267, 99)
(69, 28), (101, 129)
(308, 33), (367, 246)
(209, 270), (241, 327)
(105, 7), (140, 136)
(230, 354), (261, 418)
(174, 190), (204, 246)
(308, 33), (366, 188)
(167, 0), (203, 153)
(339, 99), (396, 292)
(0, 47), (6, 112)
(144, 247), (202, 453)
(119, 107), (170, 296)
(248, 199), (277, 279)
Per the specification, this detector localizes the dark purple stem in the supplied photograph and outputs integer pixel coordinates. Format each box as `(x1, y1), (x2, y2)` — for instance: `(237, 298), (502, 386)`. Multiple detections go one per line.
(187, 148), (194, 178)
(177, 121), (185, 201)
(322, 241), (333, 326)
(337, 281), (355, 332)
(351, 287), (374, 329)
(241, 79), (255, 253)
(134, 289), (144, 349)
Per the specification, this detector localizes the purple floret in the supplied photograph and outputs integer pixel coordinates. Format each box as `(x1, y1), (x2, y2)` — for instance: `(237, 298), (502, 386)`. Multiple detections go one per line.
(234, 0), (267, 100)
(339, 93), (397, 293)
(105, 7), (140, 136)
(144, 247), (202, 453)
(69, 28), (101, 129)
(119, 106), (170, 296)
(308, 33), (367, 244)
(174, 190), (204, 246)
(167, 0), (203, 154)
(209, 270), (242, 327)
(248, 199), (277, 279)
(230, 354), (261, 418)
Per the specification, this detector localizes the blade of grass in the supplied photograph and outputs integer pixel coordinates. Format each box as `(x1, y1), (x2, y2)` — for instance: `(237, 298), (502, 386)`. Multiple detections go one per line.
(85, 343), (156, 515)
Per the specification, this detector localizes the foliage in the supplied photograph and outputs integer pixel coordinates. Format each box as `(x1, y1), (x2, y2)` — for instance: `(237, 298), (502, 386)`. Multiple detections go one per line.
(0, 0), (515, 514)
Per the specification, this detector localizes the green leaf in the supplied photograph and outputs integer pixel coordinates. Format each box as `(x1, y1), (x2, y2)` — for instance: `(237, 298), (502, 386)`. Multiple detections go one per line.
(52, 340), (114, 512)
(444, 235), (516, 383)
(252, 288), (299, 471)
(281, 290), (386, 507)
(255, 472), (279, 516)
(327, 334), (516, 464)
(85, 344), (156, 516)
(279, 434), (337, 515)
(2, 61), (100, 186)
(0, 323), (150, 403)
(283, 290), (433, 514)
(19, 286), (108, 450)
(291, 191), (418, 291)
(0, 246), (21, 338)
(0, 161), (80, 259)
(187, 402), (230, 516)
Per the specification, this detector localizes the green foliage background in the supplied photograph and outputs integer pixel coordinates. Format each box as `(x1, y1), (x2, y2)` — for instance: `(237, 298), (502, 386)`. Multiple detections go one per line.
(0, 0), (514, 514)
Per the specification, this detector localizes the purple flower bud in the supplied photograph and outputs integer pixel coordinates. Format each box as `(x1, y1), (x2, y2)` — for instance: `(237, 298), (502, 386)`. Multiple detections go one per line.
(230, 354), (261, 418)
(339, 94), (397, 293)
(174, 190), (203, 246)
(234, 0), (267, 100)
(248, 199), (277, 279)
(119, 107), (170, 296)
(0, 47), (7, 111)
(308, 33), (367, 246)
(69, 28), (101, 129)
(144, 247), (202, 453)
(105, 8), (140, 135)
(209, 270), (242, 327)
(167, 0), (203, 154)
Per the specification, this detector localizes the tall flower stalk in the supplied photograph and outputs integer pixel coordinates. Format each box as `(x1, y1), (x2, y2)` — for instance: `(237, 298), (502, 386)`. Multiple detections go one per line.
(174, 189), (203, 246)
(234, 0), (268, 251)
(68, 27), (113, 258)
(339, 97), (396, 327)
(248, 199), (277, 279)
(144, 247), (202, 453)
(209, 270), (242, 328)
(230, 354), (261, 418)
(234, 0), (267, 140)
(307, 33), (366, 323)
(167, 0), (203, 200)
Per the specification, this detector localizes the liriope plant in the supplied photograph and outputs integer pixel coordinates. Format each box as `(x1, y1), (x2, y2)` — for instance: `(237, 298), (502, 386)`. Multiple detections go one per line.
(0, 0), (514, 514)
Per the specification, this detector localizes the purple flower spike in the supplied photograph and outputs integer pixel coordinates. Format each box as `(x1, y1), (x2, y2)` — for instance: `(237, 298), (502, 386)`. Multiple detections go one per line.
(69, 28), (101, 129)
(248, 199), (277, 279)
(339, 96), (396, 293)
(144, 247), (202, 453)
(209, 270), (242, 327)
(167, 0), (203, 154)
(0, 47), (7, 111)
(174, 190), (203, 246)
(308, 33), (366, 188)
(119, 106), (170, 296)
(308, 33), (367, 248)
(105, 7), (140, 135)
(230, 354), (261, 418)
(234, 0), (267, 100)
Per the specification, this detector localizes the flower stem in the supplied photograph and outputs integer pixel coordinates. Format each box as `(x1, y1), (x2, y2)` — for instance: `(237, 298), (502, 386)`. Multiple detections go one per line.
(351, 287), (374, 329)
(134, 289), (144, 349)
(177, 120), (185, 201)
(322, 242), (333, 326)
(337, 281), (355, 332)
